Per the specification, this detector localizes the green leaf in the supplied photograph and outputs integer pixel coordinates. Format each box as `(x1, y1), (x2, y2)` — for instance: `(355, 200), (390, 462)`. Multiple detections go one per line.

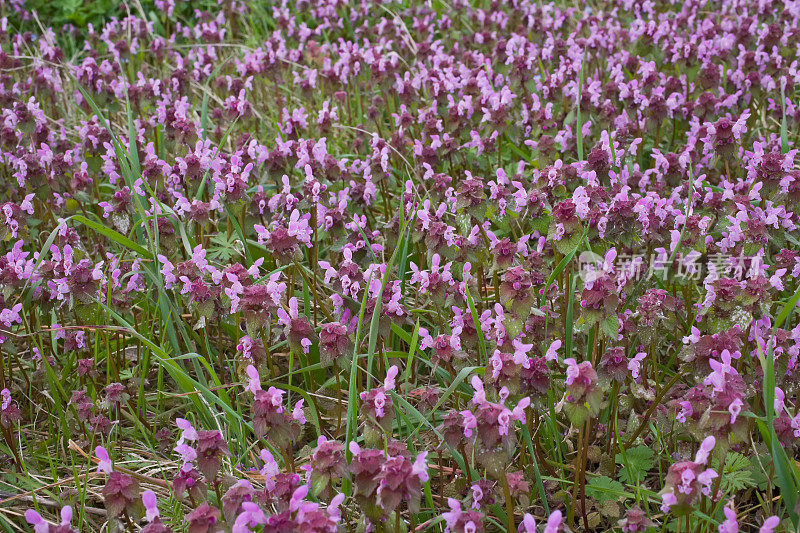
(586, 476), (625, 502)
(780, 84), (789, 154)
(565, 274), (577, 360)
(207, 231), (242, 262)
(723, 451), (751, 473)
(72, 214), (153, 259)
(748, 455), (771, 491)
(364, 200), (412, 389)
(344, 269), (375, 484)
(519, 424), (549, 514)
(601, 313), (620, 339)
(758, 281), (800, 527)
(615, 446), (654, 484)
(464, 285), (487, 363)
(720, 468), (755, 493)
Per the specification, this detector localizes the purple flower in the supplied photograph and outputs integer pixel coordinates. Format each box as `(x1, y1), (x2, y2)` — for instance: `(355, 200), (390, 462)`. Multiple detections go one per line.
(760, 516), (780, 533)
(142, 490), (159, 522)
(0, 388), (20, 428)
(0, 303), (23, 327)
(176, 418), (199, 444)
(95, 445), (112, 474)
(518, 513), (536, 533)
(231, 501), (265, 533)
(719, 504), (738, 533)
(545, 339), (561, 361)
(544, 510), (564, 533)
(627, 351), (647, 380)
(245, 365), (262, 395)
(276, 297), (316, 354)
(618, 506), (654, 532)
(660, 437), (718, 514)
(443, 498), (484, 533)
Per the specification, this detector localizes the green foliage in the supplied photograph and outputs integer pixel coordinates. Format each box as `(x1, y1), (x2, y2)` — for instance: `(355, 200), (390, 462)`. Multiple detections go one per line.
(748, 455), (771, 491)
(616, 446), (654, 484)
(207, 231), (242, 262)
(21, 0), (123, 28)
(586, 476), (626, 502)
(719, 452), (756, 493)
(601, 314), (620, 339)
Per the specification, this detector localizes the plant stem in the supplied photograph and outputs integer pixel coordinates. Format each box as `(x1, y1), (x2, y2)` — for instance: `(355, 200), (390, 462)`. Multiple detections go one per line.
(500, 470), (516, 533)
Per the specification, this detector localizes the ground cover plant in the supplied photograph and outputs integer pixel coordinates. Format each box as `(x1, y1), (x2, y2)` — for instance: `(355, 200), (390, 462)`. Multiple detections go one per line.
(0, 0), (799, 531)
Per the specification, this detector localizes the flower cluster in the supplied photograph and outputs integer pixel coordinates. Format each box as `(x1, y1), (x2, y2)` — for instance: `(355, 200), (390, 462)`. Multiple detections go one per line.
(1, 0), (799, 530)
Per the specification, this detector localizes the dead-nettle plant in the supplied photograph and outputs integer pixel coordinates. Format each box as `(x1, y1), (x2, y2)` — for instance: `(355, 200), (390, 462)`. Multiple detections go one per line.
(0, 0), (799, 531)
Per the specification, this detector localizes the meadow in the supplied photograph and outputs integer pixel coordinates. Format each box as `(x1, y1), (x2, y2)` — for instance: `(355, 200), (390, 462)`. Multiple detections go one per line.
(0, 0), (799, 531)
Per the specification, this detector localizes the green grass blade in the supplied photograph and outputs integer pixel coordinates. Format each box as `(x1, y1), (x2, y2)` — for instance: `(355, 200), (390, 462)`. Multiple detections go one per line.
(72, 214), (153, 259)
